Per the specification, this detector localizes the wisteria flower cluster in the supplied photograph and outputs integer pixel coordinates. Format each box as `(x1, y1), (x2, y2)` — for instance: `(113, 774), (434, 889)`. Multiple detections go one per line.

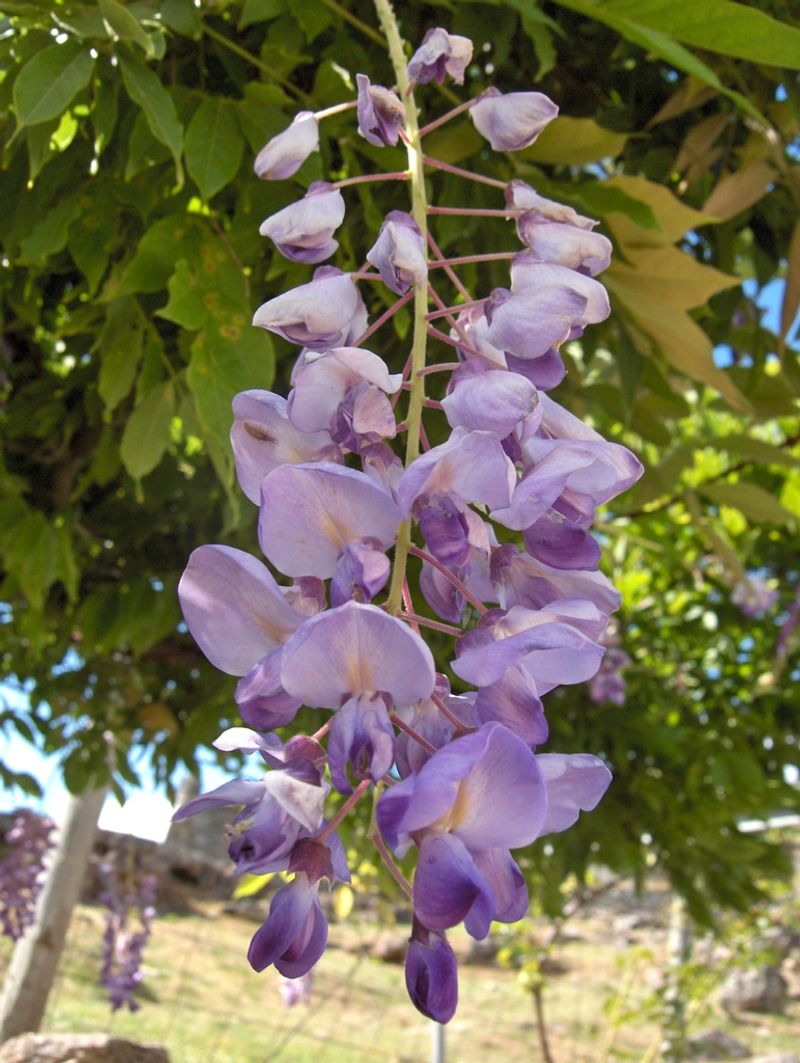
(175, 11), (642, 1024)
(97, 856), (158, 1011)
(0, 808), (54, 941)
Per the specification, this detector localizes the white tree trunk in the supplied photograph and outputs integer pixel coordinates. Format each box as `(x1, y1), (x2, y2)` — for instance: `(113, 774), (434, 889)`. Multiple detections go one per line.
(0, 787), (106, 1042)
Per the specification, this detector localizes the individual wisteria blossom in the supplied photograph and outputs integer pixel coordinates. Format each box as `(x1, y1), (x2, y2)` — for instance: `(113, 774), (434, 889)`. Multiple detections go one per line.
(260, 183), (346, 264)
(470, 89), (558, 151)
(0, 809), (54, 941)
(254, 112), (319, 180)
(407, 27), (473, 85)
(356, 74), (404, 146)
(367, 212), (427, 294)
(732, 574), (779, 618)
(175, 12), (643, 1026)
(253, 267), (367, 350)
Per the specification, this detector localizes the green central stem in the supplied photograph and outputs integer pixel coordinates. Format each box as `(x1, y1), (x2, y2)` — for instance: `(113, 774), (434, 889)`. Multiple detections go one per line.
(374, 0), (430, 616)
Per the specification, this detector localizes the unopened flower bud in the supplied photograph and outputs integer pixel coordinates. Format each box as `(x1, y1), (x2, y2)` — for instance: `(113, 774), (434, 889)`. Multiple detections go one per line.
(367, 211), (427, 294)
(470, 88), (558, 151)
(408, 27), (473, 85)
(356, 74), (404, 146)
(254, 112), (319, 180)
(260, 183), (345, 264)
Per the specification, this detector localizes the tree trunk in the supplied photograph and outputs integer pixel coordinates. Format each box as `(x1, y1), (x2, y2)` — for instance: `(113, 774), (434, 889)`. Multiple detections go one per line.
(0, 787), (106, 1042)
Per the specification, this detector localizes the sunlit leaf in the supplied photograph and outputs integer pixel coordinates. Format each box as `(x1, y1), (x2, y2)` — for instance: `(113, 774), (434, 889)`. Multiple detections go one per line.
(120, 379), (177, 480)
(185, 97), (245, 200)
(13, 43), (94, 128)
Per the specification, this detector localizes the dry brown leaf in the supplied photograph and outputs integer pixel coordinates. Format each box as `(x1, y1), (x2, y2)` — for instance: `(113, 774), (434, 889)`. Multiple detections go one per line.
(603, 174), (717, 247)
(674, 113), (729, 184)
(647, 78), (717, 127)
(780, 219), (800, 355)
(704, 159), (776, 220)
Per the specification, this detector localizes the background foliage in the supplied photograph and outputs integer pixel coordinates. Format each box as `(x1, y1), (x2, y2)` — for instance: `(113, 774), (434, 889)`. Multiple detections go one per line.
(1, 0), (799, 922)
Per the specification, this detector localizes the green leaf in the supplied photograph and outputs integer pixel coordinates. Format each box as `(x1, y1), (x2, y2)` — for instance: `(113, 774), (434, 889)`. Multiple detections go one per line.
(113, 215), (201, 297)
(119, 54), (184, 183)
(424, 121), (484, 165)
(567, 183), (658, 230)
(18, 198), (82, 266)
(159, 259), (208, 329)
(240, 0), (287, 28)
(161, 0), (201, 37)
(187, 325), (274, 450)
(13, 42), (95, 128)
(185, 97), (245, 200)
(26, 119), (58, 180)
(96, 299), (144, 411)
(699, 482), (795, 526)
(719, 435), (800, 470)
(548, 0), (768, 124)
(521, 116), (628, 165)
(600, 0), (800, 69)
(3, 511), (75, 609)
(98, 0), (155, 57)
(287, 0), (333, 41)
(120, 379), (177, 480)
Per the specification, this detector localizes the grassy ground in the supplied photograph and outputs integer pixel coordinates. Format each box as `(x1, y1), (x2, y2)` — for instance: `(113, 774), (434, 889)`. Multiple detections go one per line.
(2, 888), (799, 1062)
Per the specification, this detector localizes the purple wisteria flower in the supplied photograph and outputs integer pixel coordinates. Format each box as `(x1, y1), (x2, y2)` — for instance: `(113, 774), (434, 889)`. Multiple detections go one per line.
(367, 211), (427, 295)
(732, 575), (778, 618)
(253, 267), (367, 350)
(280, 601), (435, 792)
(177, 20), (644, 1025)
(260, 183), (345, 264)
(288, 346), (402, 449)
(0, 809), (55, 941)
(470, 89), (558, 151)
(356, 74), (404, 146)
(230, 390), (341, 505)
(407, 27), (473, 85)
(378, 723), (547, 939)
(254, 112), (319, 180)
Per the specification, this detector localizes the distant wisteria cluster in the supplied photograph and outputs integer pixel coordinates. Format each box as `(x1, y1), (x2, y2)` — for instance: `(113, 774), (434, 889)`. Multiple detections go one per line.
(0, 808), (54, 941)
(174, 11), (641, 1024)
(97, 857), (158, 1011)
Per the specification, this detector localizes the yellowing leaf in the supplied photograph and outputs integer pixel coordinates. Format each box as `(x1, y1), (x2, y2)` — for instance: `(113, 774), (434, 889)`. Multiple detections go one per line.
(332, 884), (354, 920)
(612, 286), (749, 411)
(608, 247), (739, 311)
(700, 482), (795, 526)
(603, 174), (716, 247)
(520, 116), (627, 165)
(704, 159), (776, 221)
(674, 113), (727, 182)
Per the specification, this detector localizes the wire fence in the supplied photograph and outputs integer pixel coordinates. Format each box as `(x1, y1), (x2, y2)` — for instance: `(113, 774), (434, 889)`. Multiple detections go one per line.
(20, 893), (666, 1063)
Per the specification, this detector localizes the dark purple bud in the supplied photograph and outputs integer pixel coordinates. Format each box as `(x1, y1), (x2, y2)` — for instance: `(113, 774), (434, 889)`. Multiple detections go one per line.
(367, 211), (427, 295)
(327, 694), (395, 793)
(356, 74), (404, 146)
(407, 28), (473, 85)
(405, 925), (459, 1024)
(418, 495), (472, 569)
(470, 88), (558, 151)
(523, 514), (601, 571)
(331, 542), (390, 606)
(248, 874), (328, 978)
(288, 838), (335, 884)
(254, 112), (319, 180)
(260, 183), (345, 264)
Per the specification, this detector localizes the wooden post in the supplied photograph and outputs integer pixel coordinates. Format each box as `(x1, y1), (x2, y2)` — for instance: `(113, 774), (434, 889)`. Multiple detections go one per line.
(0, 787), (106, 1042)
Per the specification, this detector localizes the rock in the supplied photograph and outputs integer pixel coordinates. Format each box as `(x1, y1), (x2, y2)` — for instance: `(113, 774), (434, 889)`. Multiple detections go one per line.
(372, 934), (408, 963)
(687, 1028), (751, 1060)
(0, 1033), (170, 1063)
(721, 966), (788, 1015)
